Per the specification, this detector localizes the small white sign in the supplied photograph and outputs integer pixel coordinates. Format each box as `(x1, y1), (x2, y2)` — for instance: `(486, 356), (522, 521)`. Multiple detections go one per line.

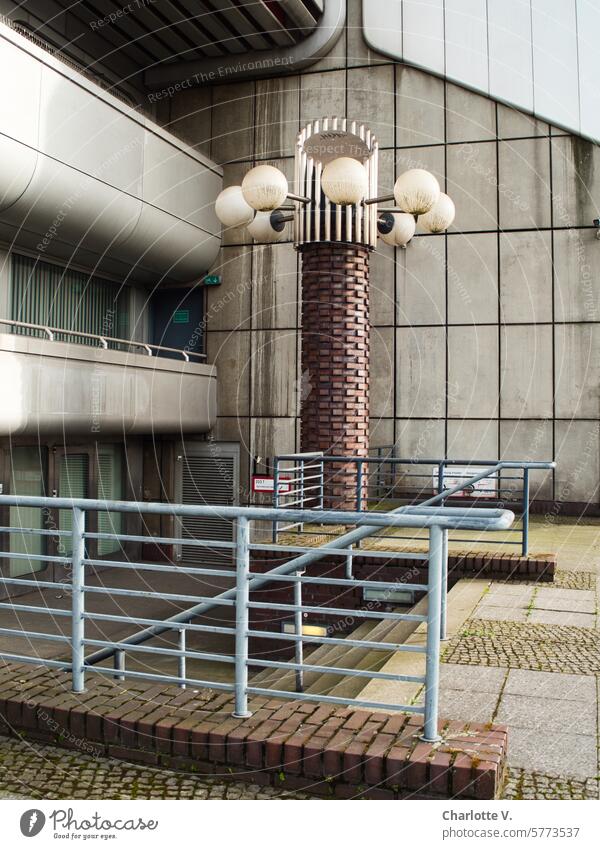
(252, 475), (291, 494)
(433, 466), (497, 498)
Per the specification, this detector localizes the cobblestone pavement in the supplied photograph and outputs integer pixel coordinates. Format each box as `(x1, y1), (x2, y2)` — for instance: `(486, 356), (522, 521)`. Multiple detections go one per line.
(503, 768), (599, 800)
(443, 619), (600, 674)
(532, 570), (596, 591)
(0, 734), (318, 800)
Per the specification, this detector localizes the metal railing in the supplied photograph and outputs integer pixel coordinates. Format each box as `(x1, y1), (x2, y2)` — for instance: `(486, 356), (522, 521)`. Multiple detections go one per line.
(0, 494), (513, 742)
(0, 318), (206, 362)
(273, 453), (555, 555)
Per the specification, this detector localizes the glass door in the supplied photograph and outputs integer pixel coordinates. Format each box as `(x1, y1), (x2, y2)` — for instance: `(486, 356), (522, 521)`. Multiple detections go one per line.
(9, 447), (47, 577)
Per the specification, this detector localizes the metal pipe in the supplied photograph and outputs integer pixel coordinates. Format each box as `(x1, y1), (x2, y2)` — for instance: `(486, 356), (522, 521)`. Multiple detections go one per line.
(294, 570), (304, 693)
(422, 524), (443, 743)
(71, 507), (85, 694)
(233, 517), (251, 718)
(440, 529), (449, 641)
(522, 468), (530, 556)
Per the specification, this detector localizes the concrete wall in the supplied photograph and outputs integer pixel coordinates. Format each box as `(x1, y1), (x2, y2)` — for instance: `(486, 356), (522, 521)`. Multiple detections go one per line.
(159, 4), (600, 509)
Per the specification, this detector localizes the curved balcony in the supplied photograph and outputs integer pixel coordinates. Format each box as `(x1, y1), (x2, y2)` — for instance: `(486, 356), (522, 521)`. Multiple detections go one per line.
(0, 321), (216, 436)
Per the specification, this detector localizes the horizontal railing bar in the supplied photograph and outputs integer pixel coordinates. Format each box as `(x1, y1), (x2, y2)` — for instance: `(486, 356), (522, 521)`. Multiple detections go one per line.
(82, 640), (236, 664)
(277, 454), (555, 469)
(0, 627), (71, 643)
(0, 495), (515, 531)
(0, 602), (70, 617)
(248, 658), (425, 683)
(0, 653), (71, 670)
(247, 573), (425, 591)
(82, 559), (235, 578)
(249, 543), (428, 560)
(246, 686), (424, 713)
(0, 526), (72, 538)
(83, 533), (236, 550)
(247, 628), (426, 652)
(0, 577), (72, 590)
(88, 666), (235, 692)
(0, 552), (71, 564)
(247, 601), (427, 622)
(82, 585), (236, 605)
(0, 317), (206, 361)
(82, 612), (235, 635)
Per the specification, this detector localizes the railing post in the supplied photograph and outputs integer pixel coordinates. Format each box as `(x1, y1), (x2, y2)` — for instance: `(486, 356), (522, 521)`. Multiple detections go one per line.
(272, 460), (280, 543)
(522, 468), (530, 556)
(71, 507), (86, 694)
(356, 459), (364, 511)
(422, 523), (443, 743)
(114, 649), (125, 681)
(437, 461), (445, 504)
(345, 544), (353, 580)
(233, 517), (252, 717)
(178, 628), (186, 689)
(294, 570), (304, 693)
(440, 529), (449, 641)
(319, 457), (325, 511)
(299, 459), (305, 532)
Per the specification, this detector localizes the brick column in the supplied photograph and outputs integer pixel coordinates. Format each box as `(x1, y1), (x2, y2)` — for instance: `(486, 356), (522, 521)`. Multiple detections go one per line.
(300, 242), (370, 510)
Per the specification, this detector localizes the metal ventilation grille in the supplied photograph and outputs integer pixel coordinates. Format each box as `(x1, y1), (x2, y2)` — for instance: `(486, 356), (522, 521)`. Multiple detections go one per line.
(179, 454), (236, 567)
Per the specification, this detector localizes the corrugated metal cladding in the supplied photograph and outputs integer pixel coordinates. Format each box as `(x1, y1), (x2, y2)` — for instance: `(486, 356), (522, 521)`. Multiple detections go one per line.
(176, 445), (239, 568)
(10, 254), (129, 346)
(5, 1), (322, 79)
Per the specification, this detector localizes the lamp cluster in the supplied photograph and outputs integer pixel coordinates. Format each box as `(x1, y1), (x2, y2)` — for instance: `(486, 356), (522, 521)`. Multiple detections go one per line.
(214, 144), (455, 247)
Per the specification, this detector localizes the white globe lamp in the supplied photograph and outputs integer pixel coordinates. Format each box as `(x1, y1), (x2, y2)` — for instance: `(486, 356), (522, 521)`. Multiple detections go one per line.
(394, 169), (440, 215)
(418, 192), (456, 233)
(241, 165), (288, 211)
(214, 185), (254, 228)
(247, 211), (286, 242)
(378, 212), (416, 247)
(321, 156), (369, 205)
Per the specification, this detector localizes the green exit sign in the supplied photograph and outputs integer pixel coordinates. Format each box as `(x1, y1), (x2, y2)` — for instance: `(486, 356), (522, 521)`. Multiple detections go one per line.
(204, 274), (222, 286)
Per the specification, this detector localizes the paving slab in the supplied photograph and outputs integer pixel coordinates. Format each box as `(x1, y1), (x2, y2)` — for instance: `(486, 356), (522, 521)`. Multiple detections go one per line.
(528, 609), (597, 628)
(438, 689), (499, 723)
(496, 694), (596, 734)
(503, 669), (597, 702)
(439, 663), (507, 693)
(487, 582), (538, 596)
(484, 587), (535, 606)
(473, 604), (528, 622)
(533, 589), (596, 614)
(507, 728), (598, 780)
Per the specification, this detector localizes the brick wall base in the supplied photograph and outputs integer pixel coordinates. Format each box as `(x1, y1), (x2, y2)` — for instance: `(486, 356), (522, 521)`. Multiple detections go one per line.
(300, 243), (370, 510)
(0, 663), (507, 799)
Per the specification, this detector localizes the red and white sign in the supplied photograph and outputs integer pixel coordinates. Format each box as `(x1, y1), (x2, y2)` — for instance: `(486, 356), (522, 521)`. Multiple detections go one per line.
(252, 475), (292, 494)
(433, 466), (497, 498)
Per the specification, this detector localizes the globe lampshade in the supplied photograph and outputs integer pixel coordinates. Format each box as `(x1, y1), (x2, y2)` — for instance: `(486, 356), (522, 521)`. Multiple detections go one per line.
(418, 192), (456, 233)
(379, 212), (416, 247)
(214, 185), (254, 227)
(241, 165), (288, 211)
(247, 211), (286, 242)
(321, 156), (369, 205)
(394, 168), (440, 215)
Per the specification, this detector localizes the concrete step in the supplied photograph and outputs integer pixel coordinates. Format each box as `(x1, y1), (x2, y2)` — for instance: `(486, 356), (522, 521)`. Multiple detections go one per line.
(355, 578), (489, 710)
(305, 597), (429, 699)
(249, 619), (376, 692)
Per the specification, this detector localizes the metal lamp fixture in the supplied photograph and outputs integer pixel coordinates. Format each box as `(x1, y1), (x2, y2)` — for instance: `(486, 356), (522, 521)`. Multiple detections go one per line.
(214, 118), (456, 247)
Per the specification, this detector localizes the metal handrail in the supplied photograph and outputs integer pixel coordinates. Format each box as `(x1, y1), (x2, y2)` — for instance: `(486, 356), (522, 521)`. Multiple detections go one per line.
(273, 453), (555, 554)
(0, 318), (206, 362)
(0, 493), (514, 742)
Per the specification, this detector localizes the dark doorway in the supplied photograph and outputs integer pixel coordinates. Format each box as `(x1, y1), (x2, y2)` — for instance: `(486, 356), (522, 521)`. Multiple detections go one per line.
(151, 286), (204, 359)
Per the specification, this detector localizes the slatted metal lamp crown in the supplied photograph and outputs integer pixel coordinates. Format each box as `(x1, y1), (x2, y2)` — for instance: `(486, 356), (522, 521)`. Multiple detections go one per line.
(214, 118), (456, 246)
